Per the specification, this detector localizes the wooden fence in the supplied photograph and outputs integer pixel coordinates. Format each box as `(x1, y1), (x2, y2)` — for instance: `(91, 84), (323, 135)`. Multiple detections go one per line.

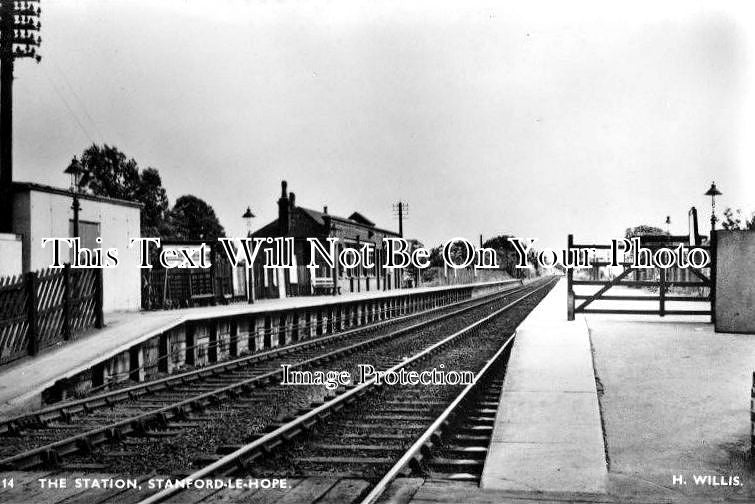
(0, 266), (103, 365)
(142, 261), (246, 310)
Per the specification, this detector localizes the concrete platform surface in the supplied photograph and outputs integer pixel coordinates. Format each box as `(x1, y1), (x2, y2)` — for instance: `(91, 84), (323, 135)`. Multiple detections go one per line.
(481, 278), (608, 494)
(403, 479), (726, 503)
(588, 311), (755, 502)
(0, 280), (514, 415)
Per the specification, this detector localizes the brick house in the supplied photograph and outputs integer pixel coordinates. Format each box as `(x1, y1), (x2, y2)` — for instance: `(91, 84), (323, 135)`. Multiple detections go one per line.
(251, 181), (403, 297)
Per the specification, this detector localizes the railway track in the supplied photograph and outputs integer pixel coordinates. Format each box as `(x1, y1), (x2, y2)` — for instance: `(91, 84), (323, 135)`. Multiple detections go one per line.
(0, 280), (539, 473)
(362, 329), (516, 504)
(128, 276), (557, 504)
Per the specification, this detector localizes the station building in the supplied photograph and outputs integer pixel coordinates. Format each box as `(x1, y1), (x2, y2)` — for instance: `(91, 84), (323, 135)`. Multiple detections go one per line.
(5, 181), (142, 312)
(251, 181), (404, 298)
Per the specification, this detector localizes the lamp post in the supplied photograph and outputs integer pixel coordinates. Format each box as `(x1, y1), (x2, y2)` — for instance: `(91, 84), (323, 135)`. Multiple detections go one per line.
(64, 156), (82, 238)
(242, 206), (255, 237)
(704, 181), (722, 232)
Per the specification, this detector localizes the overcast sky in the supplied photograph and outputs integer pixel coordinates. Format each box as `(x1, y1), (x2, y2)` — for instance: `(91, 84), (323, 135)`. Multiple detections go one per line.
(12, 0), (755, 249)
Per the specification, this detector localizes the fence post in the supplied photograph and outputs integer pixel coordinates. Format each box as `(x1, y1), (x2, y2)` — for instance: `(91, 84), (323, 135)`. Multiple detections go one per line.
(95, 269), (104, 329)
(567, 234), (575, 321)
(62, 264), (72, 341)
(26, 271), (38, 356)
(659, 267), (666, 317)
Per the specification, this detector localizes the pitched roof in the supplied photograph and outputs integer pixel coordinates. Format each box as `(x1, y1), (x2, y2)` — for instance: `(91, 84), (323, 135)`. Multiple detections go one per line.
(251, 207), (333, 237)
(252, 219), (280, 237)
(348, 212), (375, 227)
(253, 205), (400, 238)
(299, 207), (330, 226)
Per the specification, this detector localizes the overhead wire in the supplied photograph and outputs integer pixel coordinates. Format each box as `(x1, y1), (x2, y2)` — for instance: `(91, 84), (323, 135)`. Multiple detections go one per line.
(39, 63), (96, 145)
(48, 56), (104, 141)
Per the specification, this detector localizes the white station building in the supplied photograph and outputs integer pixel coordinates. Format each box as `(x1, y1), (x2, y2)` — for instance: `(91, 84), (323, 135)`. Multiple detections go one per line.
(0, 181), (142, 312)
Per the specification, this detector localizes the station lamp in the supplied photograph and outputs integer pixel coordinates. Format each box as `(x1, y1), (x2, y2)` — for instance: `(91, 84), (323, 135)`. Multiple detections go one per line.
(242, 206), (256, 304)
(704, 181), (722, 232)
(64, 156), (82, 238)
(242, 206), (255, 237)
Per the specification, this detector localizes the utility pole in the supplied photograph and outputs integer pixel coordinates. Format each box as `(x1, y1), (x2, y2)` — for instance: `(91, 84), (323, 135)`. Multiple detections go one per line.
(392, 200), (408, 238)
(0, 0), (41, 233)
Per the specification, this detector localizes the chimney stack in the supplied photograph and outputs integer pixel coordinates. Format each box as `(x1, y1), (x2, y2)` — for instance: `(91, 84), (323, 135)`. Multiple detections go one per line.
(278, 180), (290, 235)
(289, 192), (296, 209)
(323, 205), (328, 214)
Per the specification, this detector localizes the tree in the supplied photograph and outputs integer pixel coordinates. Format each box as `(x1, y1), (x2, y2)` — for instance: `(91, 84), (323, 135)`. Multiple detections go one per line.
(166, 195), (225, 240)
(481, 235), (516, 251)
(134, 168), (169, 237)
(482, 234), (525, 277)
(67, 144), (169, 237)
(74, 144), (140, 199)
(721, 208), (755, 231)
(427, 246), (444, 267)
(527, 248), (541, 276)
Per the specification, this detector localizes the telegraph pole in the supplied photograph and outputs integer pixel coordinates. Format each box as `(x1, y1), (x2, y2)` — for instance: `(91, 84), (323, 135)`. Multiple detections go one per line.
(392, 200), (408, 238)
(398, 202), (403, 237)
(0, 0), (41, 233)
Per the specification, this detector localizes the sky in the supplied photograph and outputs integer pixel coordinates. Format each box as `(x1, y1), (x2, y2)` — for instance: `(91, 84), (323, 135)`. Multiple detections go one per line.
(11, 0), (755, 250)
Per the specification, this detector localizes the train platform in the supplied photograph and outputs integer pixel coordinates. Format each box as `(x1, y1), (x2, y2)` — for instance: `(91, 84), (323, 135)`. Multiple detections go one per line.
(0, 280), (516, 418)
(461, 280), (754, 503)
(480, 278), (609, 494)
(587, 312), (755, 502)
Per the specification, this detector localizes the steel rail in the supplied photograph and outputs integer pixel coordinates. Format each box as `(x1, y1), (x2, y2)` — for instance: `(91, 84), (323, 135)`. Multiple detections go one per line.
(135, 277), (556, 504)
(0, 280), (523, 435)
(0, 282), (532, 470)
(359, 317), (522, 504)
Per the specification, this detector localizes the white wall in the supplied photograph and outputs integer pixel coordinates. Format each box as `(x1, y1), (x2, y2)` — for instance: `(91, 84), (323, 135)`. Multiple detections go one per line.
(0, 233), (22, 277)
(20, 190), (142, 312)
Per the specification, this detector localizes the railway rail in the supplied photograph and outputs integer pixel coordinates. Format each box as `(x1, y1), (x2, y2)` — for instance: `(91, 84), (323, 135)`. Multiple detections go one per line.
(0, 280), (540, 473)
(129, 276), (557, 504)
(361, 322), (516, 504)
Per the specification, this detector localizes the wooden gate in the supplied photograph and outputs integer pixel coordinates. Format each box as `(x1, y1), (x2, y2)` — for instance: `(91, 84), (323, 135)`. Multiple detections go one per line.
(566, 232), (715, 322)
